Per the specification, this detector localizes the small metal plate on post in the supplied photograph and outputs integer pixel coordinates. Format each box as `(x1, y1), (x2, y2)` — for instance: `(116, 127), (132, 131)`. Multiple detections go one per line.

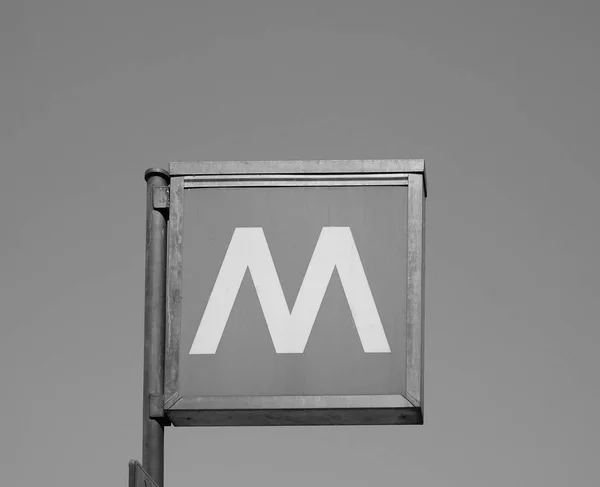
(153, 187), (170, 209)
(148, 393), (164, 419)
(129, 460), (159, 487)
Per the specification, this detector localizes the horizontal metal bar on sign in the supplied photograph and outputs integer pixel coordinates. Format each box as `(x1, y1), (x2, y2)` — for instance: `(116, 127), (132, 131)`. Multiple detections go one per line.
(171, 160), (425, 176)
(167, 407), (422, 426)
(167, 394), (415, 410)
(183, 173), (409, 188)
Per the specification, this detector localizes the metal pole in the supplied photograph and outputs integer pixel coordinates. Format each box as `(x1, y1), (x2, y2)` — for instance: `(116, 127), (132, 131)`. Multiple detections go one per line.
(143, 168), (170, 486)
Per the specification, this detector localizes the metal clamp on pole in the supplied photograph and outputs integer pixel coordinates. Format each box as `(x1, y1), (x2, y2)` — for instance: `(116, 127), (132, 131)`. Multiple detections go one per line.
(149, 393), (165, 420)
(143, 168), (170, 487)
(153, 187), (170, 210)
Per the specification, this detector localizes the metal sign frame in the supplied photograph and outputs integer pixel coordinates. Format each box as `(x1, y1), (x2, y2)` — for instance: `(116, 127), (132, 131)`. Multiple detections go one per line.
(163, 160), (426, 426)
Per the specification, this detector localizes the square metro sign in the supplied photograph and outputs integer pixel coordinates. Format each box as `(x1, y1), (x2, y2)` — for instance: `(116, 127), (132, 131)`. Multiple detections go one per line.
(164, 160), (426, 426)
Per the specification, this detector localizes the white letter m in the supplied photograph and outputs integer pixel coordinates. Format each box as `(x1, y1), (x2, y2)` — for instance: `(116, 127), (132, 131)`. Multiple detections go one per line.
(189, 227), (390, 354)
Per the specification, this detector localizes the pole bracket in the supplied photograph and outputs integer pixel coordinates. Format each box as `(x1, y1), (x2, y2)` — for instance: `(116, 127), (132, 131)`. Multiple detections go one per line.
(152, 187), (170, 210)
(149, 393), (165, 419)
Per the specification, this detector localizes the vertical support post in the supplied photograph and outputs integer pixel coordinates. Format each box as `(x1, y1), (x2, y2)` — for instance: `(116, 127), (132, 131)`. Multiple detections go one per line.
(143, 168), (170, 486)
(407, 173), (425, 423)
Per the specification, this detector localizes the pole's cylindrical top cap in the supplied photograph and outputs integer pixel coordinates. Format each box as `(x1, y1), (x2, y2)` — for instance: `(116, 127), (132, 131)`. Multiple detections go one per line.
(144, 168), (170, 182)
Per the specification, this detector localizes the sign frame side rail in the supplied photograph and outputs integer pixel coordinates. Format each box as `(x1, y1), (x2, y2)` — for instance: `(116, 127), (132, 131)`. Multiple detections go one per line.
(164, 161), (426, 426)
(169, 159), (424, 175)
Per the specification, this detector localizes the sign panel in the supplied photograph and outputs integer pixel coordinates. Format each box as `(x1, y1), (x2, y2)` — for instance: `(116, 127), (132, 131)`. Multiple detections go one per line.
(165, 161), (426, 425)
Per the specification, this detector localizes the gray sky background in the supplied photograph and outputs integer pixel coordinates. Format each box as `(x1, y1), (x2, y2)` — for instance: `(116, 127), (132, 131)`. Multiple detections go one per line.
(1, 1), (599, 486)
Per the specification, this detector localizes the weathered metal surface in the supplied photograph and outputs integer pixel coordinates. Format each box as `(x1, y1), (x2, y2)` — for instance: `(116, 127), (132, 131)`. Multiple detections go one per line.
(152, 187), (169, 209)
(170, 160), (426, 194)
(148, 393), (164, 420)
(168, 394), (414, 410)
(129, 460), (159, 487)
(164, 176), (184, 407)
(143, 169), (169, 486)
(183, 173), (409, 188)
(166, 407), (422, 426)
(406, 174), (425, 412)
